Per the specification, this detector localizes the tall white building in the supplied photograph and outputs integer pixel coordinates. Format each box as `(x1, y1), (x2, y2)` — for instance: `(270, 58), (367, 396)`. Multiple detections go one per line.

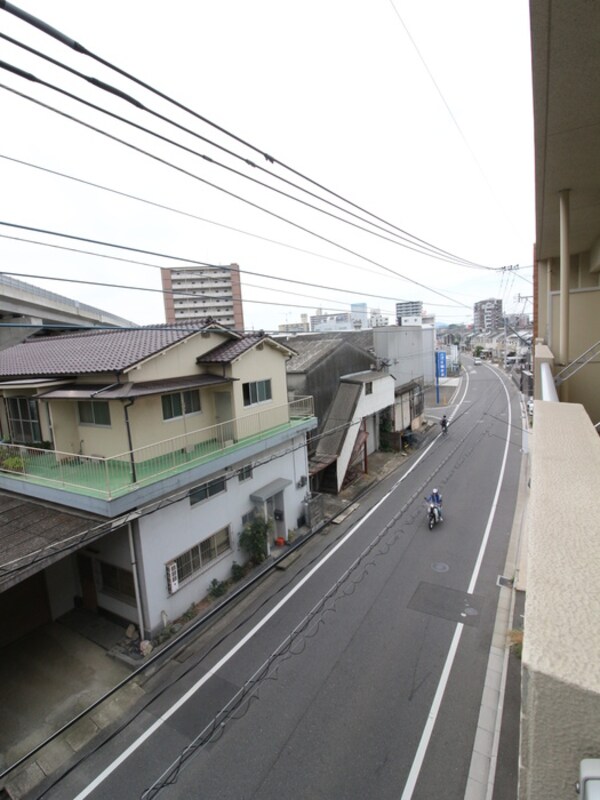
(161, 264), (245, 330)
(396, 300), (423, 326)
(473, 298), (503, 332)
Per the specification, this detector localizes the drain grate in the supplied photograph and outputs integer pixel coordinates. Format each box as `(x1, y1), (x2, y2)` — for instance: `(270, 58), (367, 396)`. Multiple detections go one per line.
(497, 575), (514, 588)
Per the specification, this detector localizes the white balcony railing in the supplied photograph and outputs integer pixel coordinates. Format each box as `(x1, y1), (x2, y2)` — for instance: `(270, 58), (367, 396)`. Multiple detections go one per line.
(0, 397), (314, 501)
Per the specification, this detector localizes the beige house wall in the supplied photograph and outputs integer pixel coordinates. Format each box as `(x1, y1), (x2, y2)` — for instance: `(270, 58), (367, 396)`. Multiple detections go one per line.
(520, 401), (600, 799)
(230, 345), (289, 419)
(125, 330), (228, 382)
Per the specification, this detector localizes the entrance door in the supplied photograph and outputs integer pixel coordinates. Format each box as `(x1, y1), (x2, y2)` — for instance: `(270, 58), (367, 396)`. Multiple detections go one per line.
(214, 392), (234, 442)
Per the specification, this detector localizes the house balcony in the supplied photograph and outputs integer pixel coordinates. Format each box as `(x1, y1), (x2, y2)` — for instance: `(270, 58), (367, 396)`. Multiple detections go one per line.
(0, 397), (316, 516)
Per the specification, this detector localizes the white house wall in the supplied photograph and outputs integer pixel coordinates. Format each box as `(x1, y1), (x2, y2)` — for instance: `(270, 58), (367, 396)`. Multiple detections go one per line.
(394, 392), (411, 430)
(373, 326), (434, 386)
(335, 375), (394, 492)
(135, 436), (309, 634)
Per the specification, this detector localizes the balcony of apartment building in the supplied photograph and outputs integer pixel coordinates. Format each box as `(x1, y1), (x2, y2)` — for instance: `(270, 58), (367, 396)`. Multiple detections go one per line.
(0, 396), (315, 518)
(519, 341), (600, 799)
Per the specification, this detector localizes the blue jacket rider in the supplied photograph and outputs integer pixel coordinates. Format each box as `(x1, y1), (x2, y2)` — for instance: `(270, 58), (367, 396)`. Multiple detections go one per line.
(426, 489), (443, 520)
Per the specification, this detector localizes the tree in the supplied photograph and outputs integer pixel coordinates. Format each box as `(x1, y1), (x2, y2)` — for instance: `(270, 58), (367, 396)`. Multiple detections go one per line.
(239, 514), (272, 565)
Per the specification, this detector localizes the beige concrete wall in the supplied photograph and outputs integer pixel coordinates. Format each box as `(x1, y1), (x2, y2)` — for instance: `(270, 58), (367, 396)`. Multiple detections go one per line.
(520, 401), (600, 799)
(230, 344), (289, 418)
(549, 288), (600, 419)
(126, 330), (230, 382)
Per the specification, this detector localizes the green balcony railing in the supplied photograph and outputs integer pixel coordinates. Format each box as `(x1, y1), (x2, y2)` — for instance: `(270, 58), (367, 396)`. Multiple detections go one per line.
(0, 397), (314, 501)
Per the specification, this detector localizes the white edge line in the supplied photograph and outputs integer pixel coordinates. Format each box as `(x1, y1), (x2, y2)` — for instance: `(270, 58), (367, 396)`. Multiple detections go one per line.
(77, 371), (475, 799)
(400, 366), (513, 799)
(75, 442), (426, 798)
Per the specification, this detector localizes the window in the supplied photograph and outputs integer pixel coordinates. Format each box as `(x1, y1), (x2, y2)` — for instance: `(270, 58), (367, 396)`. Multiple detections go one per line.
(99, 562), (136, 604)
(189, 475), (227, 505)
(78, 400), (111, 426)
(242, 509), (256, 527)
(6, 397), (42, 444)
(167, 527), (231, 592)
(242, 379), (272, 407)
(238, 464), (253, 482)
(162, 389), (201, 420)
(365, 382), (373, 395)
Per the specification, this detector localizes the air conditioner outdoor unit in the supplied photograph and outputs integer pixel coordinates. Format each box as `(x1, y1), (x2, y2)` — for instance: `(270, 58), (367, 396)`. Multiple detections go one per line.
(166, 562), (179, 594)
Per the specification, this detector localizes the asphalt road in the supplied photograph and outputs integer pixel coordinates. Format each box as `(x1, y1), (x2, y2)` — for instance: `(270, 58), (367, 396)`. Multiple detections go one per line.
(44, 362), (522, 800)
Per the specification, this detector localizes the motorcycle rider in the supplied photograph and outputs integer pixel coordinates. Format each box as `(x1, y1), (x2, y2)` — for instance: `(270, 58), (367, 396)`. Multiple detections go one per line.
(441, 415), (448, 433)
(426, 488), (443, 522)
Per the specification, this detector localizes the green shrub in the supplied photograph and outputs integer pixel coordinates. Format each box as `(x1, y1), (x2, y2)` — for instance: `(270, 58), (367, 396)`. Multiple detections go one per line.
(0, 455), (25, 472)
(231, 561), (245, 582)
(239, 515), (272, 565)
(208, 578), (227, 598)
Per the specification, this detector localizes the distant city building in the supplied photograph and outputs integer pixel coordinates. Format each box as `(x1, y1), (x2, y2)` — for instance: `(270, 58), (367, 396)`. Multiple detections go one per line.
(279, 314), (310, 333)
(350, 302), (369, 330)
(396, 300), (423, 326)
(161, 263), (244, 330)
(311, 312), (353, 332)
(370, 309), (389, 328)
(311, 303), (370, 332)
(473, 298), (503, 332)
(422, 313), (435, 327)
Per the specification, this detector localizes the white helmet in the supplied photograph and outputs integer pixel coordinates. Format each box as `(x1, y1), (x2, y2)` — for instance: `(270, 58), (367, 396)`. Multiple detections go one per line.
(433, 488), (438, 494)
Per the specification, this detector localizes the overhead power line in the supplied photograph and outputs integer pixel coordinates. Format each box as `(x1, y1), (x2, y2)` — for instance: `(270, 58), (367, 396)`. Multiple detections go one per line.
(0, 31), (490, 270)
(0, 1), (495, 272)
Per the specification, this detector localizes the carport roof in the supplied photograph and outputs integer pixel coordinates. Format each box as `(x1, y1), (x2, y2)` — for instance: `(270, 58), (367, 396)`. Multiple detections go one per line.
(0, 492), (110, 592)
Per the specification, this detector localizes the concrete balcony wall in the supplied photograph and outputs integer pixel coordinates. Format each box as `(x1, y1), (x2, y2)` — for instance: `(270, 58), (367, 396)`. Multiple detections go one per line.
(520, 401), (600, 799)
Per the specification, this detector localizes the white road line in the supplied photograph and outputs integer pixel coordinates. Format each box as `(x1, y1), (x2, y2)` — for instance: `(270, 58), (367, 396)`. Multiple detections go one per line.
(76, 371), (477, 799)
(400, 366), (512, 800)
(75, 420), (453, 798)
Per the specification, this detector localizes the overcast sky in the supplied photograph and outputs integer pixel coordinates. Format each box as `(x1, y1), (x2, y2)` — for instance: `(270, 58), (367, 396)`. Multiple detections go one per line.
(0, 1), (535, 332)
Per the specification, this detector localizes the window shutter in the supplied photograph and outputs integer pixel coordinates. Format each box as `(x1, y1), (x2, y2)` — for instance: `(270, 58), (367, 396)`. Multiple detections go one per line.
(166, 562), (179, 594)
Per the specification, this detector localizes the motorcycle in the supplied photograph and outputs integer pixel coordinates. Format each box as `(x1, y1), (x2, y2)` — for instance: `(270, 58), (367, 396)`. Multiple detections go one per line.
(426, 500), (443, 529)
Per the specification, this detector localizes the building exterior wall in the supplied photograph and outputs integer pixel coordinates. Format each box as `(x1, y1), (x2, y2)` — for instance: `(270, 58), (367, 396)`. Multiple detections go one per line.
(335, 375), (395, 491)
(473, 298), (503, 332)
(520, 401), (600, 799)
(135, 435), (309, 633)
(161, 265), (244, 330)
(548, 286), (600, 421)
(373, 326), (435, 386)
(395, 301), (423, 322)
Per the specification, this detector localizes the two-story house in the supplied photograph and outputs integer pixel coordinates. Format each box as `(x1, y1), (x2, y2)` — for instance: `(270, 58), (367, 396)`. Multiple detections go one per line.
(0, 323), (316, 644)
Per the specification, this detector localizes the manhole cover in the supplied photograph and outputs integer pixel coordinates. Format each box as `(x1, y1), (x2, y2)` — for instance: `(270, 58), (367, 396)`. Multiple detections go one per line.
(462, 606), (479, 617)
(432, 562), (449, 573)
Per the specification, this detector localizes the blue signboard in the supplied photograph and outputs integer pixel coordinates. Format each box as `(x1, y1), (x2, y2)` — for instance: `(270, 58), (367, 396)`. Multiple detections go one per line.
(436, 351), (447, 378)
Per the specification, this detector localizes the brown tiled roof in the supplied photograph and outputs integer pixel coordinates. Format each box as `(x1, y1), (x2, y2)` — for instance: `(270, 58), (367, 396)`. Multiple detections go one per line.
(0, 325), (222, 377)
(198, 335), (295, 364)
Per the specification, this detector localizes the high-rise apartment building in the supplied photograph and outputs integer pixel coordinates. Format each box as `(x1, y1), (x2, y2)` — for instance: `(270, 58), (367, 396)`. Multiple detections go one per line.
(396, 300), (423, 326)
(473, 298), (503, 332)
(161, 264), (244, 330)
